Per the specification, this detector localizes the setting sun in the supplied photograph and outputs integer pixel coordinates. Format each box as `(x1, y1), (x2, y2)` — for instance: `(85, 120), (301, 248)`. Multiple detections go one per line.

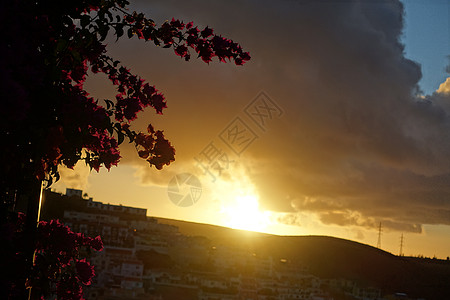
(220, 194), (271, 232)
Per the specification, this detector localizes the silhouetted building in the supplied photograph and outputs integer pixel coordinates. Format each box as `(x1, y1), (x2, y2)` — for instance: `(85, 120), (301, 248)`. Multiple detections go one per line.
(66, 188), (83, 198)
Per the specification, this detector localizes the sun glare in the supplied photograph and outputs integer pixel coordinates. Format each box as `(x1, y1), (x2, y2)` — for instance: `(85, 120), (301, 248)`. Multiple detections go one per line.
(221, 194), (271, 232)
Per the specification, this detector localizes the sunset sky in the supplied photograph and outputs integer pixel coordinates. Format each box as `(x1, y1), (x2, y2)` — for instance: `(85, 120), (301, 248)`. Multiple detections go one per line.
(53, 0), (450, 259)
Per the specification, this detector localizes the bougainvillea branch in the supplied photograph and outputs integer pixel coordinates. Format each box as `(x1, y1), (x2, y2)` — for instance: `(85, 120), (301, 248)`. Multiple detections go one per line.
(0, 0), (250, 189)
(0, 213), (103, 299)
(1, 0), (249, 298)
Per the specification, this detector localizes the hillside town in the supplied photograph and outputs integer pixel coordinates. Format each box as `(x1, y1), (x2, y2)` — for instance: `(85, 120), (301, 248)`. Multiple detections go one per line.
(42, 189), (424, 300)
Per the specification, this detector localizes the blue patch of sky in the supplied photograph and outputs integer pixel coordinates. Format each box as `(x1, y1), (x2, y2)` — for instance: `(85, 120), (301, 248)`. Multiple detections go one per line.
(401, 0), (449, 95)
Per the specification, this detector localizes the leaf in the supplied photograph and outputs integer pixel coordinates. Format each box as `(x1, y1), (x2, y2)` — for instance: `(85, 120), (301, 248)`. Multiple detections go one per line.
(95, 19), (103, 28)
(107, 11), (113, 22)
(98, 10), (105, 21)
(62, 15), (72, 25)
(80, 15), (91, 28)
(117, 131), (124, 145)
(55, 39), (68, 53)
(45, 176), (53, 188)
(83, 32), (94, 47)
(54, 171), (60, 183)
(104, 99), (114, 110)
(115, 24), (124, 41)
(107, 124), (114, 135)
(127, 28), (134, 38)
(123, 128), (135, 143)
(99, 25), (109, 42)
(138, 150), (149, 159)
(147, 124), (154, 134)
(71, 50), (82, 64)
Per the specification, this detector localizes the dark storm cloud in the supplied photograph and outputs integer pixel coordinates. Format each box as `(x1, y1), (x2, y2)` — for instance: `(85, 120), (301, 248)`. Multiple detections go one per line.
(103, 0), (450, 233)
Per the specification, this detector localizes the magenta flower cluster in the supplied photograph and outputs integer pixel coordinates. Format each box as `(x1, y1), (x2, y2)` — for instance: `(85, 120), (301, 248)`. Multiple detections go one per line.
(32, 219), (103, 299)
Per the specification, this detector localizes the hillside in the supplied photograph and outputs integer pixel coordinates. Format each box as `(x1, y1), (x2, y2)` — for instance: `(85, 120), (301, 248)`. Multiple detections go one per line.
(157, 217), (450, 299)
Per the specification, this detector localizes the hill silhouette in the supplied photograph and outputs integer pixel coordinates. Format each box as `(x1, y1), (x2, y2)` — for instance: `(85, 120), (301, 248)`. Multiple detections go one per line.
(157, 217), (450, 300)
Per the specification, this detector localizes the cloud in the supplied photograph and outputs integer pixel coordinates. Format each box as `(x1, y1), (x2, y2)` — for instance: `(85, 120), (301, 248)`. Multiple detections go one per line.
(85, 0), (450, 233)
(226, 0), (450, 233)
(55, 162), (91, 191)
(437, 77), (450, 94)
(277, 213), (303, 228)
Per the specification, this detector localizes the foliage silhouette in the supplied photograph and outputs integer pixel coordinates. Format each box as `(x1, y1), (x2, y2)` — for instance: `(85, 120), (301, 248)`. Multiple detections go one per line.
(0, 0), (250, 298)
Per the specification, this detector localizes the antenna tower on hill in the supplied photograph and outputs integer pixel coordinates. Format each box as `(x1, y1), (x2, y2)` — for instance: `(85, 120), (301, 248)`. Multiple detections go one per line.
(399, 233), (404, 256)
(376, 222), (382, 249)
